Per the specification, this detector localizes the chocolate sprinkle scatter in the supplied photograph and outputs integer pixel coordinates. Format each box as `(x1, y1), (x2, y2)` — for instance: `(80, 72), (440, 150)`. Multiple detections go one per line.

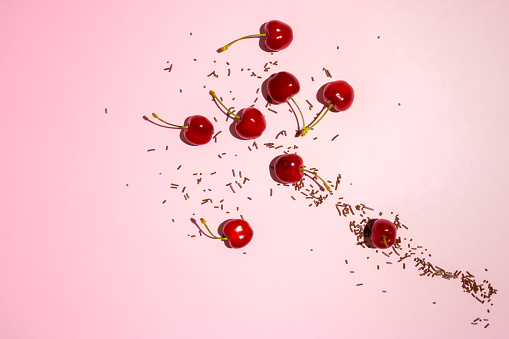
(207, 71), (219, 78)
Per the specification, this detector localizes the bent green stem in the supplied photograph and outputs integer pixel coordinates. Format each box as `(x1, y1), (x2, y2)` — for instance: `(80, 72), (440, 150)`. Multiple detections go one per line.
(300, 103), (334, 136)
(220, 34), (267, 52)
(200, 218), (227, 240)
(152, 113), (188, 129)
(289, 96), (305, 129)
(209, 90), (241, 119)
(299, 168), (331, 192)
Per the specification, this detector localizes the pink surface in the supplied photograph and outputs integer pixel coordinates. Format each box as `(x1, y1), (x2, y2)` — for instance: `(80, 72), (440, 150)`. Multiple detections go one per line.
(1, 0), (508, 338)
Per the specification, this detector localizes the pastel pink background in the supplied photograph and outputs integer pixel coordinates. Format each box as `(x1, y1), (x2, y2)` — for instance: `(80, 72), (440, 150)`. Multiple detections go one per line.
(1, 0), (508, 338)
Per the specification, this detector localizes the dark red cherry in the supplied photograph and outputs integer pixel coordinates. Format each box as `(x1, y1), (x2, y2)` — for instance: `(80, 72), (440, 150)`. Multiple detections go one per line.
(274, 154), (304, 184)
(367, 219), (397, 249)
(323, 80), (354, 111)
(267, 71), (300, 104)
(200, 218), (253, 249)
(273, 154), (332, 191)
(235, 108), (267, 140)
(222, 219), (254, 249)
(183, 115), (214, 145)
(209, 91), (266, 140)
(151, 113), (214, 146)
(219, 20), (293, 52)
(264, 20), (293, 52)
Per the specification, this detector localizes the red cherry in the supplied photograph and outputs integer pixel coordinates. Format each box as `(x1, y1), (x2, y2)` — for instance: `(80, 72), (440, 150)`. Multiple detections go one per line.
(235, 107), (267, 140)
(200, 218), (253, 249)
(210, 91), (266, 140)
(367, 219), (397, 249)
(219, 20), (293, 52)
(183, 115), (215, 145)
(274, 154), (304, 184)
(300, 80), (354, 136)
(273, 154), (331, 191)
(323, 80), (354, 111)
(263, 20), (293, 52)
(222, 219), (254, 249)
(267, 71), (300, 104)
(152, 113), (214, 146)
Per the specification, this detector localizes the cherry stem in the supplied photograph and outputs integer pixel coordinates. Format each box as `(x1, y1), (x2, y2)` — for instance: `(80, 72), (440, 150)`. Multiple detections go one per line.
(200, 218), (227, 240)
(220, 33), (267, 52)
(300, 103), (334, 136)
(151, 113), (188, 129)
(299, 168), (331, 192)
(209, 90), (241, 119)
(289, 96), (305, 129)
(381, 235), (389, 248)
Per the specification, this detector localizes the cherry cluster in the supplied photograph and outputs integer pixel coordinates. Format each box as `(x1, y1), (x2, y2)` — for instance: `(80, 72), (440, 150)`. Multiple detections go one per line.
(151, 20), (396, 249)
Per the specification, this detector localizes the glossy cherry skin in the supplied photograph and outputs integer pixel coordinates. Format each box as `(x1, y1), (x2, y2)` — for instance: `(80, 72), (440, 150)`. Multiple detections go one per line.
(267, 71), (300, 104)
(222, 219), (254, 249)
(368, 219), (397, 249)
(323, 80), (354, 111)
(235, 108), (267, 140)
(184, 115), (214, 145)
(274, 154), (304, 184)
(264, 20), (293, 52)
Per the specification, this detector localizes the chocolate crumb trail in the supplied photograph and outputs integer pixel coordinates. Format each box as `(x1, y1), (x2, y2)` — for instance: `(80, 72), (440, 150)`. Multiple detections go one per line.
(356, 283), (363, 286)
(268, 108), (278, 114)
(147, 149), (155, 152)
(331, 134), (339, 141)
(105, 108), (108, 114)
(162, 200), (166, 204)
(306, 100), (313, 110)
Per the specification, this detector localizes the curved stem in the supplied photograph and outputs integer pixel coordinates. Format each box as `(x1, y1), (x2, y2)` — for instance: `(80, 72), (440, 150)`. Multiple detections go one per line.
(289, 96), (305, 129)
(220, 34), (267, 51)
(200, 218), (227, 240)
(152, 113), (188, 129)
(300, 103), (333, 136)
(381, 235), (389, 248)
(299, 168), (331, 192)
(209, 90), (241, 119)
